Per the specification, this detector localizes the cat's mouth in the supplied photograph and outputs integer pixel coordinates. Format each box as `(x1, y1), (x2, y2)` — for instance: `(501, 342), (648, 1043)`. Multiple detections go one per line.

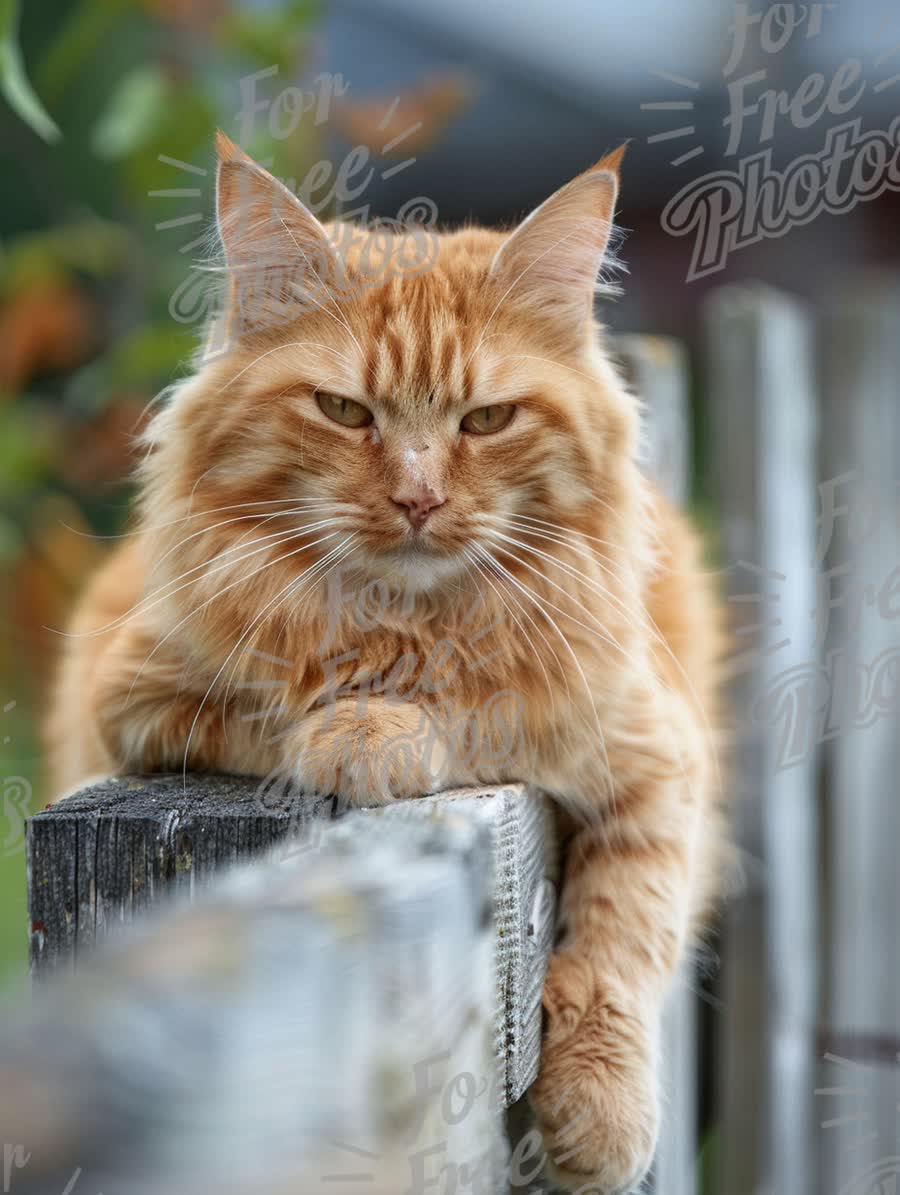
(347, 506), (478, 579)
(356, 521), (470, 587)
(374, 511), (459, 555)
(383, 536), (453, 561)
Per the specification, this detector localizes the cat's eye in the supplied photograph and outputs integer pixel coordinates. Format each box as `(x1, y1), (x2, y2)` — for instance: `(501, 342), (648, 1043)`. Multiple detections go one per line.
(460, 404), (516, 435)
(316, 392), (374, 429)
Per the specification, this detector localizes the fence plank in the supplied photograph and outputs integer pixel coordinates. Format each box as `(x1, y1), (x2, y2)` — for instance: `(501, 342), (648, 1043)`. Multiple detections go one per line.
(704, 284), (820, 1195)
(376, 788), (559, 1107)
(15, 799), (505, 1193)
(27, 780), (556, 1119)
(615, 333), (696, 1195)
(27, 773), (328, 973)
(818, 276), (900, 1193)
(616, 334), (690, 507)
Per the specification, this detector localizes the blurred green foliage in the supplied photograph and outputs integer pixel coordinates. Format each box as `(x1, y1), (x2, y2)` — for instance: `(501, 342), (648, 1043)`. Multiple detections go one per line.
(0, 0), (322, 983)
(0, 0), (60, 142)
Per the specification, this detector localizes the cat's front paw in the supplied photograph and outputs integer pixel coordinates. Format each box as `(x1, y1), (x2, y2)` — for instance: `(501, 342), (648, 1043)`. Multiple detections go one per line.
(529, 952), (659, 1194)
(281, 697), (449, 808)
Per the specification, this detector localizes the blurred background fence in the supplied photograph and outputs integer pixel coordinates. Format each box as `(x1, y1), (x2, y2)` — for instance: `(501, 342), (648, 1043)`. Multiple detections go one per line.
(2, 1), (900, 1192)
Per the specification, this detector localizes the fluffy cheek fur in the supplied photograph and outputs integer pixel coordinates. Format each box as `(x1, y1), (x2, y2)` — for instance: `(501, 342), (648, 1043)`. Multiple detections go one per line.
(144, 313), (623, 622)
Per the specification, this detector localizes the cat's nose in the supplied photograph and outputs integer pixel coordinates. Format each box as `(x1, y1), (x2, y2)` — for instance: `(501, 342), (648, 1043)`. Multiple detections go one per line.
(391, 487), (447, 529)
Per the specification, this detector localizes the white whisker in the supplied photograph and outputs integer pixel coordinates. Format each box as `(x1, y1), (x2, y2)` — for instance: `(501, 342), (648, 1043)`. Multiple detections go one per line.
(126, 527), (344, 699)
(182, 534), (358, 776)
(153, 503), (342, 572)
(476, 546), (615, 817)
(466, 547), (599, 781)
(58, 497), (327, 544)
(486, 524), (714, 806)
(221, 535), (358, 723)
(70, 517), (345, 641)
(465, 547), (559, 724)
(222, 341), (356, 392)
(490, 516), (722, 794)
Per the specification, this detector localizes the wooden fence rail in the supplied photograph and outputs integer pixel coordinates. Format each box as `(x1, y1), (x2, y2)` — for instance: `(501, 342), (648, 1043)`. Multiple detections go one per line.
(19, 782), (556, 1194)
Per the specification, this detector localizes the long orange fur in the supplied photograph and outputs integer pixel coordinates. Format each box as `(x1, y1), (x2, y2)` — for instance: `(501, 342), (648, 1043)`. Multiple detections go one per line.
(46, 134), (724, 1192)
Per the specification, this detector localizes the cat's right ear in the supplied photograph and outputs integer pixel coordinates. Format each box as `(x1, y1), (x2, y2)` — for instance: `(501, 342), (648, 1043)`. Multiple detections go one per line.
(489, 145), (625, 334)
(215, 132), (341, 331)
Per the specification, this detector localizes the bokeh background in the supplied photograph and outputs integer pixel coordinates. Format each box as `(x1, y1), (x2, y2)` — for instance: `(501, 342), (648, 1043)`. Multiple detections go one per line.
(2, 3), (900, 1190)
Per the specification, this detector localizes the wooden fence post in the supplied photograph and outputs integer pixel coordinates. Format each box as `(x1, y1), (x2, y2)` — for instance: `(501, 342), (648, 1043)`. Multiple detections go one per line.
(817, 275), (900, 1194)
(704, 285), (820, 1195)
(21, 784), (557, 1193)
(615, 334), (696, 1195)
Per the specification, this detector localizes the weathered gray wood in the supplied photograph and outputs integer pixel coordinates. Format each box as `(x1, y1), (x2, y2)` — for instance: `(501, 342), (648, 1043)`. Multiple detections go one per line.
(817, 275), (900, 1193)
(616, 333), (697, 1195)
(616, 334), (690, 508)
(704, 285), (820, 1195)
(27, 778), (556, 1117)
(375, 787), (559, 1107)
(27, 773), (335, 973)
(13, 798), (509, 1194)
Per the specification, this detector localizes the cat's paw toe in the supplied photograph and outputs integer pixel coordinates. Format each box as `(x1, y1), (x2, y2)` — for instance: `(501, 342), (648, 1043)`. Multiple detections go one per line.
(529, 953), (659, 1194)
(281, 700), (449, 808)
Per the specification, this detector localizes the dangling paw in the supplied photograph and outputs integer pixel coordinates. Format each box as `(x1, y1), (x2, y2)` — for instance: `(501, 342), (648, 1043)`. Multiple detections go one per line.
(529, 952), (660, 1194)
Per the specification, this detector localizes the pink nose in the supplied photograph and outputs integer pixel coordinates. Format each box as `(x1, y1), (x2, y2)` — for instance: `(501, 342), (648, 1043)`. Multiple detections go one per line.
(391, 488), (447, 529)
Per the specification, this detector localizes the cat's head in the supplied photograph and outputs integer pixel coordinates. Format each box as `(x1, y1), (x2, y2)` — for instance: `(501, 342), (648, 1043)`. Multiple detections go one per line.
(143, 135), (638, 612)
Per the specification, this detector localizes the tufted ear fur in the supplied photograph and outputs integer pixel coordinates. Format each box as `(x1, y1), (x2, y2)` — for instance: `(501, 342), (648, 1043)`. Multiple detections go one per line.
(215, 132), (343, 334)
(489, 145), (625, 332)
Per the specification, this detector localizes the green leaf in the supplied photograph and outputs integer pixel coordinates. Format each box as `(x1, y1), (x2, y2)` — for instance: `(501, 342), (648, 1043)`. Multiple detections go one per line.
(91, 65), (169, 159)
(0, 0), (60, 141)
(115, 85), (215, 201)
(0, 406), (58, 498)
(0, 510), (24, 564)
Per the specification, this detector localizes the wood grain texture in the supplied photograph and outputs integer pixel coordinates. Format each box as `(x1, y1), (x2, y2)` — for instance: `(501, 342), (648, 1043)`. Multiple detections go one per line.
(16, 792), (511, 1194)
(27, 778), (557, 1115)
(373, 786), (559, 1107)
(28, 773), (336, 974)
(704, 285), (820, 1195)
(818, 276), (900, 1195)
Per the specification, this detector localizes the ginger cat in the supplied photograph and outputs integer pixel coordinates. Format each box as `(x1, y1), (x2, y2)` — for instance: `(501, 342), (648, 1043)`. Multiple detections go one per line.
(47, 134), (723, 1192)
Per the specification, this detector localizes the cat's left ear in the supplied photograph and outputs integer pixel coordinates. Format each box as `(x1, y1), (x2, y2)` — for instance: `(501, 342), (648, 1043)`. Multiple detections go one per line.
(215, 132), (342, 333)
(489, 145), (625, 327)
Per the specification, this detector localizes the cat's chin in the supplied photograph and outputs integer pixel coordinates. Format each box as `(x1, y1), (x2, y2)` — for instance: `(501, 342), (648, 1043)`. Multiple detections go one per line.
(367, 543), (465, 592)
